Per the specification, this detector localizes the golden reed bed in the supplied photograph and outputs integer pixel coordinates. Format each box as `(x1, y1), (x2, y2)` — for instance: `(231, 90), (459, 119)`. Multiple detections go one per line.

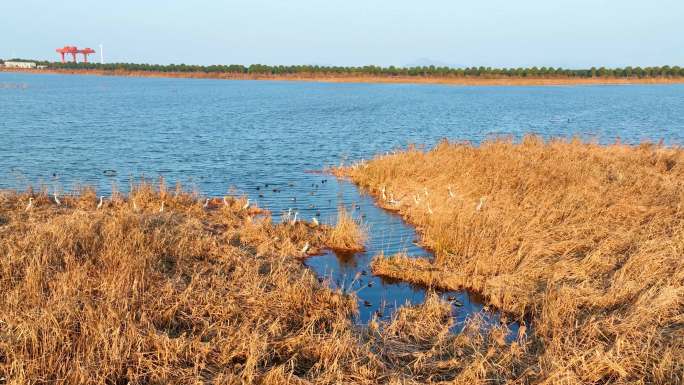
(335, 136), (684, 384)
(1, 181), (532, 385)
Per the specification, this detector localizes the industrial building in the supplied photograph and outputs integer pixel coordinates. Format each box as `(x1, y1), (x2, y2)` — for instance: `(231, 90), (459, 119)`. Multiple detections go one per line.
(2, 61), (37, 69)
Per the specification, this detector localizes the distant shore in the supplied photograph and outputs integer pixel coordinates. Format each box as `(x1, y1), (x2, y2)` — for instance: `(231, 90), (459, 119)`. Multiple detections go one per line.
(3, 67), (684, 86)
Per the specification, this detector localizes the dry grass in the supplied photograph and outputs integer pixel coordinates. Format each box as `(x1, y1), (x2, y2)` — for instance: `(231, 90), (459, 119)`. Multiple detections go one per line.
(5, 68), (684, 86)
(0, 181), (534, 384)
(338, 136), (684, 384)
(324, 208), (368, 252)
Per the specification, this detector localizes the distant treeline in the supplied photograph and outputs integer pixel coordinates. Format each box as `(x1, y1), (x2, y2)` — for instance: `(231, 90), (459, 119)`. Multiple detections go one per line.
(6, 59), (684, 78)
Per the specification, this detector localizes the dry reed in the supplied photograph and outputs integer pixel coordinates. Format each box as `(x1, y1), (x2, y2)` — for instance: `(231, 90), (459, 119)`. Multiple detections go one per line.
(337, 136), (684, 384)
(0, 181), (529, 384)
(324, 208), (368, 252)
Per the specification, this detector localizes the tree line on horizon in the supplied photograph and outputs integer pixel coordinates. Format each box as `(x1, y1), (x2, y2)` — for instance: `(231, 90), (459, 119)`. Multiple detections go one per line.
(4, 59), (684, 78)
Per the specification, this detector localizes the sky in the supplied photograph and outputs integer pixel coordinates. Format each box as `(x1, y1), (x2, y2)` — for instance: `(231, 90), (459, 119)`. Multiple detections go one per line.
(1, 0), (682, 68)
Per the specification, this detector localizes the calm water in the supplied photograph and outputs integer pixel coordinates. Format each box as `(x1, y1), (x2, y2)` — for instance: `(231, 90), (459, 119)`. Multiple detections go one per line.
(2, 72), (684, 334)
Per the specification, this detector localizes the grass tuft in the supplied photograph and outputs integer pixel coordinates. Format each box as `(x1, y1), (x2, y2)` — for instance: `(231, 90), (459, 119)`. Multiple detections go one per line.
(325, 208), (368, 252)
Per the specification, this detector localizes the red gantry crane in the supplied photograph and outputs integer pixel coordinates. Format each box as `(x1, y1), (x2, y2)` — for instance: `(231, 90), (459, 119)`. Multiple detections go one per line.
(56, 46), (96, 63)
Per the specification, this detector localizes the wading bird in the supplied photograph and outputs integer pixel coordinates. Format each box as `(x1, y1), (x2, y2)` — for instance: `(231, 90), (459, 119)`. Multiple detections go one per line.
(53, 192), (61, 206)
(242, 199), (250, 210)
(203, 198), (210, 209)
(301, 242), (310, 254)
(97, 196), (104, 209)
(518, 323), (527, 341)
(476, 197), (486, 211)
(312, 217), (319, 227)
(291, 211), (298, 225)
(25, 197), (33, 211)
(159, 201), (165, 213)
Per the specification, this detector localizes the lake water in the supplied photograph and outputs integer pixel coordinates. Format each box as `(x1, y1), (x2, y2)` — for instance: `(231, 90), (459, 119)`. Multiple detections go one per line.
(2, 72), (683, 335)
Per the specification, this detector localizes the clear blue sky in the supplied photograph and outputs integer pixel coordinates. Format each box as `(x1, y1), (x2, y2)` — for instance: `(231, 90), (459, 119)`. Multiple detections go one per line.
(1, 0), (682, 68)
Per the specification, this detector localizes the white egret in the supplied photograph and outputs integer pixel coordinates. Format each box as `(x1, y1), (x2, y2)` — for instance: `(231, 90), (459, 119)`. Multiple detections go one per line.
(301, 242), (310, 254)
(242, 199), (250, 210)
(312, 217), (319, 227)
(53, 192), (61, 206)
(476, 197), (486, 211)
(159, 201), (165, 213)
(203, 198), (210, 208)
(97, 196), (104, 210)
(25, 197), (34, 211)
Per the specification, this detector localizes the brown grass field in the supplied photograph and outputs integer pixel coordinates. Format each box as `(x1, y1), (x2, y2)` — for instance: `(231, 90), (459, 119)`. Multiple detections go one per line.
(336, 137), (684, 384)
(0, 181), (536, 384)
(3, 68), (684, 86)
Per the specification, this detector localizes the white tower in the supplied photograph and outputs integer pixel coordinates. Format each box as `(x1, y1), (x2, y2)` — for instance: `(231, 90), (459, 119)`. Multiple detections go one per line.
(99, 44), (104, 64)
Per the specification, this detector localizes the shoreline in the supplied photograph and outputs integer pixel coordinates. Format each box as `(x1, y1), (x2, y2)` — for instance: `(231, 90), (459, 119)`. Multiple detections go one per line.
(3, 67), (684, 86)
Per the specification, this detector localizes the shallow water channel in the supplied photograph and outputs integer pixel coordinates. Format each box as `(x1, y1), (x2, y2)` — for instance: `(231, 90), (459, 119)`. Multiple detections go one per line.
(259, 175), (522, 337)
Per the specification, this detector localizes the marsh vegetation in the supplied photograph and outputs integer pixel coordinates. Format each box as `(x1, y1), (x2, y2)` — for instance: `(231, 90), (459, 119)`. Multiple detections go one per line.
(0, 181), (526, 384)
(337, 136), (684, 384)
